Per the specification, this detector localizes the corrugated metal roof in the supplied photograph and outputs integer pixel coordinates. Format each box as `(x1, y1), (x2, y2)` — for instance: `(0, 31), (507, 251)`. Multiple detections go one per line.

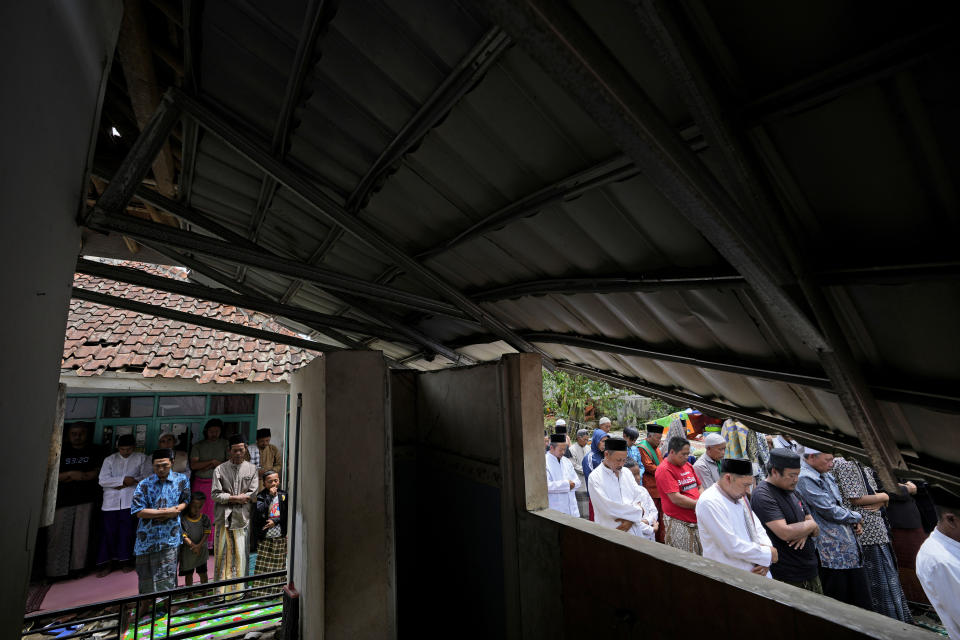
(85, 0), (960, 485)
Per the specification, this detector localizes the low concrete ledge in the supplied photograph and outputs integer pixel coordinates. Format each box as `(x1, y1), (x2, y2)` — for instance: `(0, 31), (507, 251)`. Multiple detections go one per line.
(527, 509), (931, 639)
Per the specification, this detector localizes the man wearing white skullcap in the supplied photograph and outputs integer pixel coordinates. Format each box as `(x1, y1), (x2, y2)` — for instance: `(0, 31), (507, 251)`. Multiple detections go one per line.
(694, 433), (726, 490)
(598, 417), (612, 433)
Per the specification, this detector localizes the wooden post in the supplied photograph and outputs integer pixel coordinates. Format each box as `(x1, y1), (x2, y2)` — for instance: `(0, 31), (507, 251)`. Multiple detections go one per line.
(40, 384), (66, 528)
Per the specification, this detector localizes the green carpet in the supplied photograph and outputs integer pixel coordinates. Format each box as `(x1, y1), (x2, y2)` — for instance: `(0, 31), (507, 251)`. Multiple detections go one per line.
(122, 598), (282, 639)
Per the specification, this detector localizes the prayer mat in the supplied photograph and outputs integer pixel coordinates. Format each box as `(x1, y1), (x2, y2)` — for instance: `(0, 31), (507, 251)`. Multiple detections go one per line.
(121, 597), (282, 639)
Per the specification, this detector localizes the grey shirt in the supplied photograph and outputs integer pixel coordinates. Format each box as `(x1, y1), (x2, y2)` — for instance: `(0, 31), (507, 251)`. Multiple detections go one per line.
(694, 454), (722, 491)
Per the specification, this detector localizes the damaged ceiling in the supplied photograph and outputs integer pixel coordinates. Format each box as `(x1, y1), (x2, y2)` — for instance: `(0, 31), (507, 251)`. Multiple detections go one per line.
(80, 0), (960, 489)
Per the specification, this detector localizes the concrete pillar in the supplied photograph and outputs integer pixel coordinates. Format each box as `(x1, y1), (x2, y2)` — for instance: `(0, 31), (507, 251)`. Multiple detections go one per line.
(323, 351), (396, 639)
(0, 2), (121, 633)
(288, 358), (325, 638)
(289, 351), (397, 639)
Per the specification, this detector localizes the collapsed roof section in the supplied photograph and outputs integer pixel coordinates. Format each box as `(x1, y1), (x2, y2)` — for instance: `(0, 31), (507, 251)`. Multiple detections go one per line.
(79, 0), (960, 488)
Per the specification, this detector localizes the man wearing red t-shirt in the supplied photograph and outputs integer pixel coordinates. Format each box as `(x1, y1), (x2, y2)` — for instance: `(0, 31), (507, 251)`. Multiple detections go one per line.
(655, 437), (703, 555)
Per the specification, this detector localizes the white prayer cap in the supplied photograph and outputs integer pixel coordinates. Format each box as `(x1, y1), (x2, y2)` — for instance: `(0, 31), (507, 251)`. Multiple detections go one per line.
(555, 418), (566, 426)
(802, 446), (822, 456)
(599, 417), (611, 425)
(703, 433), (725, 447)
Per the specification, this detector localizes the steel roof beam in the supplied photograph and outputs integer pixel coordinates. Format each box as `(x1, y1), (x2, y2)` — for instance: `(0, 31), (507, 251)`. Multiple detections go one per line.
(86, 214), (466, 318)
(417, 155), (640, 261)
(134, 240), (475, 366)
(135, 242), (375, 353)
(166, 88), (549, 362)
(468, 260), (960, 301)
(279, 26), (512, 304)
(247, 0), (336, 248)
(634, 0), (912, 488)
(445, 330), (958, 412)
(72, 287), (333, 354)
(556, 362), (960, 492)
(75, 258), (413, 343)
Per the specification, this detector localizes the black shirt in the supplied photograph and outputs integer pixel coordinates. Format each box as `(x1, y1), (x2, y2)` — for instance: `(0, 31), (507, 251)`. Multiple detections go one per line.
(57, 445), (103, 507)
(751, 481), (819, 582)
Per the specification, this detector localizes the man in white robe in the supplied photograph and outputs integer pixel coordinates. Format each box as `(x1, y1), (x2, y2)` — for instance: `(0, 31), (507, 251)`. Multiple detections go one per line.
(917, 486), (960, 639)
(588, 438), (658, 540)
(696, 458), (777, 577)
(545, 433), (579, 516)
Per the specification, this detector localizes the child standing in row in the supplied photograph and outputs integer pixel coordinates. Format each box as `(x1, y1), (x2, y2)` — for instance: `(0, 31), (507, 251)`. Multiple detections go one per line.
(179, 492), (211, 586)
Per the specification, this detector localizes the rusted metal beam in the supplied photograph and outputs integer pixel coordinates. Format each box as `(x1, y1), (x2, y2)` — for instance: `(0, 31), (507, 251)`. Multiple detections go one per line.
(633, 0), (911, 486)
(72, 287), (333, 353)
(86, 213), (467, 318)
(75, 258), (411, 343)
(168, 88), (549, 361)
(278, 26), (512, 304)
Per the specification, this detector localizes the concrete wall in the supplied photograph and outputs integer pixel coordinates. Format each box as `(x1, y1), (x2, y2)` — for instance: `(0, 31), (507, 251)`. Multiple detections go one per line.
(256, 391), (288, 469)
(389, 354), (932, 639)
(323, 351), (396, 639)
(288, 358), (325, 639)
(0, 1), (121, 633)
(390, 353), (544, 638)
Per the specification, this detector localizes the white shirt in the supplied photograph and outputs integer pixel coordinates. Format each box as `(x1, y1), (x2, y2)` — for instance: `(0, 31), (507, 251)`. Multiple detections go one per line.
(568, 443), (587, 479)
(545, 452), (580, 516)
(773, 435), (798, 451)
(917, 528), (960, 639)
(696, 483), (773, 576)
(98, 451), (150, 511)
(588, 463), (658, 539)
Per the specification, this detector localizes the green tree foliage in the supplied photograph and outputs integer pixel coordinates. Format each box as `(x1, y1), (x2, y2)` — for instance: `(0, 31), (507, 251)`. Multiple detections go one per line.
(542, 369), (625, 426)
(647, 397), (683, 421)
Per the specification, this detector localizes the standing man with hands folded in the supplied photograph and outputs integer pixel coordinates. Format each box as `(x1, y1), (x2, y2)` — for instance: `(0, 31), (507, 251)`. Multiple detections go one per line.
(212, 434), (259, 595)
(751, 449), (821, 591)
(697, 457), (777, 577)
(131, 448), (190, 594)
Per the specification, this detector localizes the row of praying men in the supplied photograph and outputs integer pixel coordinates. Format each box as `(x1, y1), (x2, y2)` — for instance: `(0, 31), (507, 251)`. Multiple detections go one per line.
(545, 420), (960, 637)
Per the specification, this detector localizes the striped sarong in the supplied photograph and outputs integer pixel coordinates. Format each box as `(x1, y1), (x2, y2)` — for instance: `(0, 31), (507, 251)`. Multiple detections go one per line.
(214, 527), (248, 598)
(663, 514), (702, 555)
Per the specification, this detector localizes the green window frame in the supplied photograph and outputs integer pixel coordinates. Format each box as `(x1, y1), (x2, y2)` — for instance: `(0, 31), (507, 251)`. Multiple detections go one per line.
(63, 392), (259, 454)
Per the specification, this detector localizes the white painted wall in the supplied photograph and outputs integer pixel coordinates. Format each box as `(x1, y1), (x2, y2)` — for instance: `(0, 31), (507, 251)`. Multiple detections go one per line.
(0, 1), (122, 633)
(256, 391), (289, 472)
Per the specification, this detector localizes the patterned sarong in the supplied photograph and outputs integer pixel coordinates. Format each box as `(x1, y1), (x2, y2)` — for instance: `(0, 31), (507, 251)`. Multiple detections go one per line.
(135, 547), (178, 594)
(251, 537), (287, 597)
(214, 527), (248, 597)
(47, 503), (93, 577)
(663, 514), (702, 555)
(863, 543), (913, 623)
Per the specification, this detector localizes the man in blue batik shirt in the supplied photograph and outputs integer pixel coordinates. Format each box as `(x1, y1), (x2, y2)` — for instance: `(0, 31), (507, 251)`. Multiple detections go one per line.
(131, 448), (190, 594)
(795, 447), (871, 610)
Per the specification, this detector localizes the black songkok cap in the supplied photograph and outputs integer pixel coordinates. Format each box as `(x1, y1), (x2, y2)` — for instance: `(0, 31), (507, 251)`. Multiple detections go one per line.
(929, 485), (960, 510)
(769, 448), (801, 468)
(549, 433), (567, 444)
(554, 425), (568, 435)
(256, 428), (271, 439)
(152, 448), (175, 461)
(228, 434), (245, 446)
(117, 434), (136, 447)
(605, 438), (628, 452)
(646, 423), (664, 434)
(721, 458), (753, 476)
